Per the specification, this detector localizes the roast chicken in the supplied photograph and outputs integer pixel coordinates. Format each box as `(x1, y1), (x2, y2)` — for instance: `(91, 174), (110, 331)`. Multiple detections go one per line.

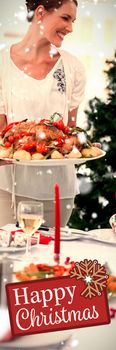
(0, 119), (103, 160)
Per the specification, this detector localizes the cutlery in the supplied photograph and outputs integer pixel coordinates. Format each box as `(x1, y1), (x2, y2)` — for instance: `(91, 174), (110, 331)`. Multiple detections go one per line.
(39, 227), (116, 245)
(39, 226), (98, 240)
(16, 223), (116, 245)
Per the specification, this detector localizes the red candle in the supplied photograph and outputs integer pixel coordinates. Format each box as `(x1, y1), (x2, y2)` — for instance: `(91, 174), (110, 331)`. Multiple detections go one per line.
(54, 183), (60, 264)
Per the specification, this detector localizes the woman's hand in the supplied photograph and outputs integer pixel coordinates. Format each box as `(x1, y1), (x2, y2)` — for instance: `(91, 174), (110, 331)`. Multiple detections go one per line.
(0, 114), (7, 131)
(68, 108), (78, 128)
(0, 159), (13, 166)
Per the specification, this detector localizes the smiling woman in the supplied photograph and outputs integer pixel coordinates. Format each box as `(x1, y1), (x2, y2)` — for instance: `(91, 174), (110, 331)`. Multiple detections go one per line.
(0, 0), (86, 227)
(25, 0), (78, 49)
(26, 0), (78, 22)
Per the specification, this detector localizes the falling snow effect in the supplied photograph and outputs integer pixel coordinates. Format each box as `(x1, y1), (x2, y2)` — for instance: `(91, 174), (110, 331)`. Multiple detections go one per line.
(78, 132), (87, 145)
(14, 11), (26, 21)
(66, 204), (71, 210)
(91, 212), (98, 219)
(46, 169), (53, 175)
(60, 334), (79, 349)
(79, 176), (93, 195)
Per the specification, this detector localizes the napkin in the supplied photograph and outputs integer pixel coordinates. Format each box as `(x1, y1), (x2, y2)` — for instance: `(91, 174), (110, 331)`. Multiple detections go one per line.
(39, 234), (53, 244)
(10, 229), (53, 245)
(0, 228), (53, 246)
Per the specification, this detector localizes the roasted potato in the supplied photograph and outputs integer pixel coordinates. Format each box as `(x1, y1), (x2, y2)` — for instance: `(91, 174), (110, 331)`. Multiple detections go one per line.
(0, 146), (12, 158)
(67, 149), (82, 158)
(13, 150), (31, 160)
(31, 153), (45, 160)
(51, 150), (64, 159)
(81, 146), (103, 158)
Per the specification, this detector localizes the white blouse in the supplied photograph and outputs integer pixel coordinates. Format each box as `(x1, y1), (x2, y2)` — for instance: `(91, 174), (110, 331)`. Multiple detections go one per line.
(0, 47), (86, 200)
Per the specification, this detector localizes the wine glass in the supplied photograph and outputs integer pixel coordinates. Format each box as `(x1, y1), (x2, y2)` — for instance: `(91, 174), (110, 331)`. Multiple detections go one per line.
(17, 201), (44, 257)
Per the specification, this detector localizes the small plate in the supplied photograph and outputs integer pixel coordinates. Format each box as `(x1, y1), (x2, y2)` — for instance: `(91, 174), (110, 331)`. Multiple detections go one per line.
(86, 228), (116, 245)
(0, 227), (37, 253)
(0, 245), (26, 253)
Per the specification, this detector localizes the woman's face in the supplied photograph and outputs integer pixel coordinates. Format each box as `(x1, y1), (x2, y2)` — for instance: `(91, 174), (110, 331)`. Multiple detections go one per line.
(37, 1), (77, 47)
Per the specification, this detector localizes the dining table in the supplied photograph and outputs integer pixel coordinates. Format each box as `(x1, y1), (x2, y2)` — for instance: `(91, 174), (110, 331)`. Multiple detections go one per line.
(0, 226), (116, 350)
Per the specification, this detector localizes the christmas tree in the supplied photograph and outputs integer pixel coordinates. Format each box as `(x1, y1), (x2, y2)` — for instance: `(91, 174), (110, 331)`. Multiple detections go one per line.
(68, 51), (116, 230)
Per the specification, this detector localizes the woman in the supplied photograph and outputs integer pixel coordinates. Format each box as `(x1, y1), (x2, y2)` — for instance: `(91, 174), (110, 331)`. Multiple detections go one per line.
(0, 0), (86, 227)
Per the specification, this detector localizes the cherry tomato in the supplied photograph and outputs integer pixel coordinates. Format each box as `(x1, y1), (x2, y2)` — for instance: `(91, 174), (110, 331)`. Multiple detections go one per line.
(29, 141), (36, 149)
(13, 133), (21, 140)
(53, 120), (65, 131)
(20, 131), (28, 137)
(22, 141), (36, 151)
(57, 136), (65, 147)
(64, 126), (70, 134)
(5, 141), (11, 148)
(8, 135), (14, 143)
(24, 144), (31, 150)
(40, 119), (50, 124)
(36, 143), (48, 154)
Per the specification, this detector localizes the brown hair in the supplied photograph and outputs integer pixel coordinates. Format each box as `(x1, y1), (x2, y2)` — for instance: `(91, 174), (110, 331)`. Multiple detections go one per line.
(26, 0), (78, 22)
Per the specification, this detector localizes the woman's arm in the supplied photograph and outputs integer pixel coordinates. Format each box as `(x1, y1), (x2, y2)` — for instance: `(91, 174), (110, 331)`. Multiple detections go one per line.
(68, 108), (78, 128)
(0, 114), (7, 131)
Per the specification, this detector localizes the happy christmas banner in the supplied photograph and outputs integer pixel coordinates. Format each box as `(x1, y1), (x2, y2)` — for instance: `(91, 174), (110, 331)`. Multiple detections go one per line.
(6, 259), (110, 337)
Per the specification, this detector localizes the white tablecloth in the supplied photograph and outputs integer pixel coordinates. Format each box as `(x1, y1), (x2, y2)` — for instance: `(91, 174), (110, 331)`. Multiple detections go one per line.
(0, 231), (116, 350)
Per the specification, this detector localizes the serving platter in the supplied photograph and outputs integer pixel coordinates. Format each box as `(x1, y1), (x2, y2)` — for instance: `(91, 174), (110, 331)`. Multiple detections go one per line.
(0, 151), (106, 166)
